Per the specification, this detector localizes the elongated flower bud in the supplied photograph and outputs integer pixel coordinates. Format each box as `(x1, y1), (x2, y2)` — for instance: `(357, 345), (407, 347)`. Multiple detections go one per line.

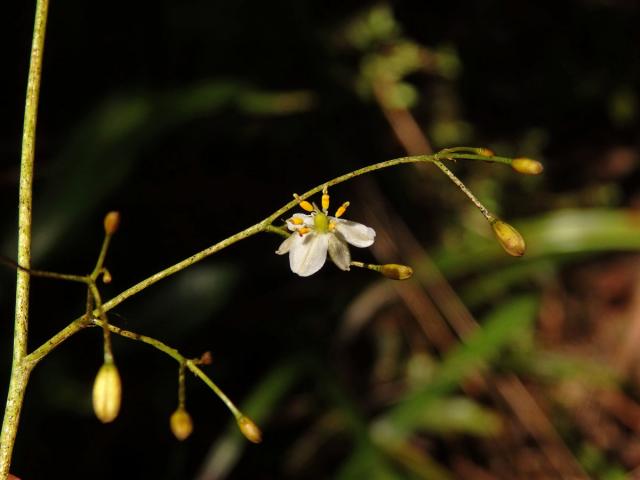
(511, 157), (543, 175)
(170, 408), (193, 441)
(92, 362), (122, 423)
(103, 211), (121, 235)
(237, 415), (262, 443)
(491, 219), (526, 257)
(380, 264), (414, 280)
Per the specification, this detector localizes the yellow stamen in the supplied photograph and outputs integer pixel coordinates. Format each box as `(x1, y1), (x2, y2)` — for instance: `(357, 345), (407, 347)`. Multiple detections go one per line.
(298, 227), (311, 236)
(290, 217), (304, 225)
(321, 186), (330, 213)
(299, 200), (314, 212)
(335, 201), (350, 218)
(293, 193), (315, 212)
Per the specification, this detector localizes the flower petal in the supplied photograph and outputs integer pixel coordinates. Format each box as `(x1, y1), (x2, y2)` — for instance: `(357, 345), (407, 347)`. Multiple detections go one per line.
(286, 213), (314, 232)
(328, 234), (351, 271)
(333, 219), (376, 248)
(276, 234), (296, 255)
(289, 233), (329, 277)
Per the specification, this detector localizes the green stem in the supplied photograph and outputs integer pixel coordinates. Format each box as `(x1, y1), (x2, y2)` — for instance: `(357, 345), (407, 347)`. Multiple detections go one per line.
(433, 159), (493, 221)
(443, 152), (513, 166)
(0, 256), (88, 283)
(91, 234), (112, 280)
(91, 319), (243, 420)
(350, 261), (382, 273)
(89, 283), (113, 363)
(0, 0), (49, 476)
(265, 154), (436, 222)
(263, 224), (290, 238)
(177, 363), (186, 409)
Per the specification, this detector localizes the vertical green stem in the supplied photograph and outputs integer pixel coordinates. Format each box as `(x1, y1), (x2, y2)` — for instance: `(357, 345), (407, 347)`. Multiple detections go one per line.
(0, 0), (49, 476)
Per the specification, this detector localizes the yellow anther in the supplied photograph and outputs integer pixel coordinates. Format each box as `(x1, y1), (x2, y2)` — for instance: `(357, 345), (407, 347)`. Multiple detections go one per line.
(299, 200), (314, 212)
(298, 227), (311, 236)
(293, 193), (315, 212)
(335, 201), (350, 218)
(321, 188), (330, 213)
(290, 217), (304, 225)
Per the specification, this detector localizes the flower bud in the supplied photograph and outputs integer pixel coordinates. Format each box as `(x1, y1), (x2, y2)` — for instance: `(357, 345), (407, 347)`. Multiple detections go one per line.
(491, 219), (526, 257)
(170, 407), (193, 441)
(102, 269), (112, 284)
(477, 148), (495, 157)
(199, 351), (213, 365)
(92, 361), (122, 423)
(237, 415), (262, 443)
(380, 264), (414, 280)
(511, 157), (543, 175)
(103, 211), (121, 235)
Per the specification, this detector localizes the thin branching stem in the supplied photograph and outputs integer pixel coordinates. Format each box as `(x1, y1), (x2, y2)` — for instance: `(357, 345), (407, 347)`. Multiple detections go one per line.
(433, 159), (492, 221)
(91, 319), (243, 419)
(0, 256), (88, 283)
(27, 149), (513, 365)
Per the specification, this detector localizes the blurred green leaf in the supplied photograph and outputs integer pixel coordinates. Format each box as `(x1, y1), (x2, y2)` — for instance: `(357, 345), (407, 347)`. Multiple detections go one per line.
(336, 445), (405, 480)
(459, 260), (557, 308)
(411, 396), (502, 436)
(579, 442), (629, 480)
(372, 295), (538, 439)
(527, 351), (619, 388)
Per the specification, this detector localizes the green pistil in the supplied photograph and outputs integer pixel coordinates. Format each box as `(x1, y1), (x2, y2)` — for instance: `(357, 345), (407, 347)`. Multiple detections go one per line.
(314, 213), (330, 233)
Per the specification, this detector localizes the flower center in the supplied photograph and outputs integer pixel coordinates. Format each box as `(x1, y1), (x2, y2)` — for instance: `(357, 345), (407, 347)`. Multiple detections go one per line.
(313, 212), (330, 233)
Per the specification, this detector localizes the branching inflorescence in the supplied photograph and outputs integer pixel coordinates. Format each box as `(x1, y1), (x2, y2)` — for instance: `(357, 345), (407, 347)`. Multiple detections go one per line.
(1, 147), (541, 458)
(0, 0), (544, 476)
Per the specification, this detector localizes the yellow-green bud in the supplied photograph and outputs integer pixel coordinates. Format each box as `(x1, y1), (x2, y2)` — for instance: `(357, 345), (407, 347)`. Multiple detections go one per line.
(477, 148), (495, 157)
(237, 415), (262, 443)
(102, 269), (112, 284)
(380, 264), (414, 280)
(511, 157), (544, 175)
(491, 219), (526, 257)
(103, 211), (121, 235)
(170, 408), (193, 441)
(92, 361), (122, 423)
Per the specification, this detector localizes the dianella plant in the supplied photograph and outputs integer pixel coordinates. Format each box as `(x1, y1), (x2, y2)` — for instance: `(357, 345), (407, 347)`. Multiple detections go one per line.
(0, 1), (543, 478)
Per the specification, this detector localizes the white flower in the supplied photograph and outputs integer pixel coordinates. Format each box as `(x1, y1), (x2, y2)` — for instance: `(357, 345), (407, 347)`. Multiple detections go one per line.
(276, 187), (376, 277)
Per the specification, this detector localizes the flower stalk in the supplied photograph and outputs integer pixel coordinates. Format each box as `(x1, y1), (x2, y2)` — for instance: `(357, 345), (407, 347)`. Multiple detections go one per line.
(170, 362), (193, 440)
(0, 0), (49, 476)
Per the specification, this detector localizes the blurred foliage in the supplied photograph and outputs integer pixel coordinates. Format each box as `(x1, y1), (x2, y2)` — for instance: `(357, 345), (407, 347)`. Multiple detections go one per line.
(2, 1), (640, 479)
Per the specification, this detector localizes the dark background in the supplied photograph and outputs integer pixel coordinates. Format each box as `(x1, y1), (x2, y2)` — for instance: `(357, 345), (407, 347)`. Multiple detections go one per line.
(2, 1), (640, 479)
